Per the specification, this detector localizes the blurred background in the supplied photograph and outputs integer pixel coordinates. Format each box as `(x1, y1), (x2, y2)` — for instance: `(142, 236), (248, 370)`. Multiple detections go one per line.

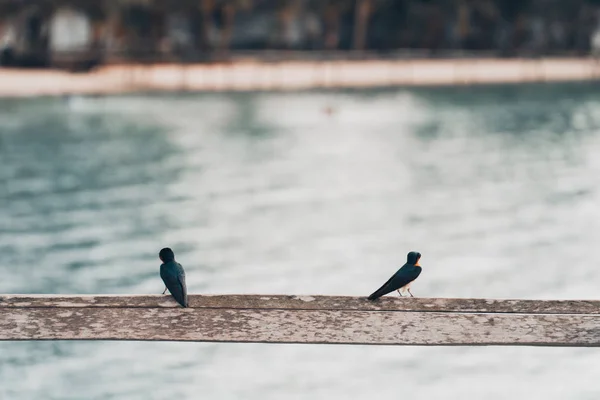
(2, 0), (600, 68)
(2, 1), (600, 400)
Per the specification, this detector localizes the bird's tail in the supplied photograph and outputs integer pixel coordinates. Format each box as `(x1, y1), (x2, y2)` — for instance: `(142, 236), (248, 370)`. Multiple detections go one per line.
(367, 285), (388, 301)
(174, 296), (188, 308)
(172, 291), (188, 308)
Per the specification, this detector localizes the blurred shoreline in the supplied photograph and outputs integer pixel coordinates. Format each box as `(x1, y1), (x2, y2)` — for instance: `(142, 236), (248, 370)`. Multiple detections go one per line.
(1, 57), (599, 97)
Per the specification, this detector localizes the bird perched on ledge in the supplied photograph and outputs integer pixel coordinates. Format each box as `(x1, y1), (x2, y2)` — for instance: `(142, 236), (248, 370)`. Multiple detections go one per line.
(159, 247), (188, 308)
(368, 251), (422, 301)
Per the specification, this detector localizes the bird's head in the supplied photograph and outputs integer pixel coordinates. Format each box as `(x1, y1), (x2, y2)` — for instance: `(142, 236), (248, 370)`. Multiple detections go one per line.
(407, 251), (421, 266)
(159, 247), (175, 262)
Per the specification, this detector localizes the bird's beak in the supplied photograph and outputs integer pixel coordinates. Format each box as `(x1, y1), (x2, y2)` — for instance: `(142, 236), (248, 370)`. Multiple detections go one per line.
(415, 258), (421, 266)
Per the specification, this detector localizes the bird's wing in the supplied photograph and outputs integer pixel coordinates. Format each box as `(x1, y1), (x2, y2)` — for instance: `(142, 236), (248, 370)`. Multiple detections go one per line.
(412, 266), (422, 281)
(368, 265), (406, 300)
(177, 265), (188, 307)
(165, 275), (186, 307)
(374, 274), (396, 292)
(159, 264), (167, 283)
(368, 264), (424, 300)
(393, 266), (421, 290)
(176, 262), (186, 277)
(161, 272), (178, 295)
(160, 264), (173, 294)
(160, 263), (186, 307)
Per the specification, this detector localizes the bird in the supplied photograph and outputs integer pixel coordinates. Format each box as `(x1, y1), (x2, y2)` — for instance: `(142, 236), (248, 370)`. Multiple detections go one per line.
(159, 247), (188, 308)
(367, 251), (422, 301)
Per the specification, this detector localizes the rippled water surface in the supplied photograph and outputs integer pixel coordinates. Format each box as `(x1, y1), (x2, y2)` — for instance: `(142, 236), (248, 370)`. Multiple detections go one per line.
(1, 84), (600, 400)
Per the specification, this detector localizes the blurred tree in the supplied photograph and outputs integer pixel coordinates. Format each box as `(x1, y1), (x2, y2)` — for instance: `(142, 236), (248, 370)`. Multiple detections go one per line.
(219, 0), (237, 51)
(353, 0), (372, 50)
(318, 0), (353, 50)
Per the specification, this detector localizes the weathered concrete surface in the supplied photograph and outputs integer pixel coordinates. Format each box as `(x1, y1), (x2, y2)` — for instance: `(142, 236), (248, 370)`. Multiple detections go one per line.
(1, 295), (600, 345)
(1, 295), (600, 314)
(0, 57), (599, 97)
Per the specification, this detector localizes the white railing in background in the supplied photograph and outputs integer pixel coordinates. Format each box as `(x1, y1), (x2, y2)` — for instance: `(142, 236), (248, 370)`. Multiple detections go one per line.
(0, 56), (600, 97)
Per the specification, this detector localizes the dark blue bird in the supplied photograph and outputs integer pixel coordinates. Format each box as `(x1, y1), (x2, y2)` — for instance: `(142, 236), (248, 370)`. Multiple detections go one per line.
(159, 247), (188, 308)
(368, 251), (422, 300)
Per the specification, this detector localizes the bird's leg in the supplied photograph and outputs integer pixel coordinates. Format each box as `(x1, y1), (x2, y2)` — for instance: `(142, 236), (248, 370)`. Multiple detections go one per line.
(162, 287), (168, 295)
(397, 290), (403, 297)
(408, 288), (414, 298)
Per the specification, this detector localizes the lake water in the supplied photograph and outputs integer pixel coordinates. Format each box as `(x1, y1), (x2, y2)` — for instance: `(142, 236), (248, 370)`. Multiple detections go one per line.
(1, 84), (600, 400)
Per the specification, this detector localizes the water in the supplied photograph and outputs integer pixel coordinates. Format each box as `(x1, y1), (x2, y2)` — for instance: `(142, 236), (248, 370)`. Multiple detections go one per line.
(1, 84), (600, 400)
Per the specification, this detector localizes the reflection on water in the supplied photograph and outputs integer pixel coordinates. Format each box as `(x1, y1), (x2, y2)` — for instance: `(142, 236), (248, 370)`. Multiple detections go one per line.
(1, 84), (600, 400)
